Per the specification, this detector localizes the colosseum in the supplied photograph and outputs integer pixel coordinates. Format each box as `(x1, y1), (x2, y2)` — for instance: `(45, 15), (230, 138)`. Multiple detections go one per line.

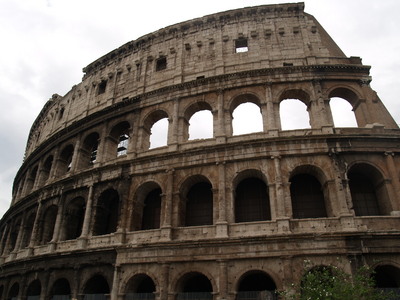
(1, 2), (400, 299)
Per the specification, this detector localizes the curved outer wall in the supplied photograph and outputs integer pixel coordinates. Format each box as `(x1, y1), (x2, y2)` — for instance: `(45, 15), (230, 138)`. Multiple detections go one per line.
(1, 2), (400, 299)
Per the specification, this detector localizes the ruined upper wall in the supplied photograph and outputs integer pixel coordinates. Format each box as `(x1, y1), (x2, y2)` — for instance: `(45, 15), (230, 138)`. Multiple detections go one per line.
(25, 2), (358, 158)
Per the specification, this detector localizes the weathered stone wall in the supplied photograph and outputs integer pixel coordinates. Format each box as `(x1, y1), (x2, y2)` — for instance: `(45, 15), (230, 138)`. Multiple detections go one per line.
(1, 3), (400, 300)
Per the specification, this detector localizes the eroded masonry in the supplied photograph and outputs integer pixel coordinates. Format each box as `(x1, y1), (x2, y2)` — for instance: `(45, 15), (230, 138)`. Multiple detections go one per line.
(1, 2), (400, 300)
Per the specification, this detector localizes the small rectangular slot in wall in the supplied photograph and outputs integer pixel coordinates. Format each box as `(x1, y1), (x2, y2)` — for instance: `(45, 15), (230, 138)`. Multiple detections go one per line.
(235, 38), (248, 53)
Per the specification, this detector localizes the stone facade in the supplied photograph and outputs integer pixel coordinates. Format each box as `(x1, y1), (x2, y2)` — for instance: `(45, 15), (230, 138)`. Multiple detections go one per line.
(1, 2), (400, 300)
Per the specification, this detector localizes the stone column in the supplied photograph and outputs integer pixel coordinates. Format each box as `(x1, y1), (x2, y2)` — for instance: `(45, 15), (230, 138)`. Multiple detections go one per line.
(218, 260), (228, 300)
(161, 169), (174, 241)
(160, 263), (170, 300)
(384, 152), (400, 213)
(69, 138), (81, 173)
(128, 112), (140, 157)
(95, 123), (109, 164)
(0, 223), (9, 256)
(49, 194), (66, 251)
(265, 83), (279, 135)
(33, 160), (44, 190)
(111, 265), (120, 300)
(13, 211), (27, 253)
(310, 80), (333, 132)
(78, 185), (94, 248)
(272, 156), (291, 233)
(216, 162), (228, 238)
(28, 200), (44, 250)
(215, 89), (227, 143)
(168, 98), (179, 150)
(1, 224), (11, 256)
(48, 147), (60, 181)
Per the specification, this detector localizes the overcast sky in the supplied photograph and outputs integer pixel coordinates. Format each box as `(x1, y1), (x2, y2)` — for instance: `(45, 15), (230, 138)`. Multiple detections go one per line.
(0, 0), (399, 218)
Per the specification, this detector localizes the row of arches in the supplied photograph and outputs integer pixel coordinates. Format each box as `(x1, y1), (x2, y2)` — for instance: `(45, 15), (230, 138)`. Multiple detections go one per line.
(1, 270), (277, 300)
(1, 161), (392, 256)
(17, 85), (364, 202)
(2, 264), (399, 300)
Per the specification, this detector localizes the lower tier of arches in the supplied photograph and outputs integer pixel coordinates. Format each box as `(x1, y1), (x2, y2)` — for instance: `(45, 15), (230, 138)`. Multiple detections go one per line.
(1, 241), (400, 300)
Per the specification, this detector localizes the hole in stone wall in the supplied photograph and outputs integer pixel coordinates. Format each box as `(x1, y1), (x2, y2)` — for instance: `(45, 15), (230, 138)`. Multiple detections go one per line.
(235, 38), (248, 53)
(156, 56), (167, 71)
(97, 80), (107, 95)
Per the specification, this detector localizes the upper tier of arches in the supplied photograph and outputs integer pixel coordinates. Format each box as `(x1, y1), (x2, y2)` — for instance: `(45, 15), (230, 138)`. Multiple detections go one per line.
(14, 81), (398, 202)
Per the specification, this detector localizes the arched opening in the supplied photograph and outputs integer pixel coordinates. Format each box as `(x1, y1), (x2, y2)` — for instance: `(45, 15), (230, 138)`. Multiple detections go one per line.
(236, 271), (277, 300)
(141, 188), (162, 230)
(232, 102), (263, 135)
(177, 272), (213, 300)
(373, 265), (400, 297)
(280, 99), (310, 130)
(20, 212), (35, 248)
(348, 164), (390, 216)
(62, 197), (85, 240)
(25, 166), (38, 192)
(185, 182), (213, 226)
(189, 110), (213, 140)
(27, 279), (41, 300)
(330, 97), (357, 127)
(150, 118), (168, 149)
(39, 205), (58, 244)
(39, 155), (53, 185)
(93, 189), (120, 236)
(83, 275), (110, 300)
(235, 177), (271, 223)
(51, 278), (71, 300)
(7, 283), (19, 300)
(329, 87), (362, 127)
(9, 218), (21, 252)
(78, 132), (100, 168)
(105, 121), (131, 158)
(58, 145), (74, 174)
(290, 174), (327, 219)
(125, 274), (156, 300)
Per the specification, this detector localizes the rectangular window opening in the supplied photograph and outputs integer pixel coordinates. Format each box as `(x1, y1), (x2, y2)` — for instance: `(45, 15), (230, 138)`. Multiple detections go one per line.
(156, 57), (167, 71)
(235, 38), (248, 53)
(97, 80), (107, 95)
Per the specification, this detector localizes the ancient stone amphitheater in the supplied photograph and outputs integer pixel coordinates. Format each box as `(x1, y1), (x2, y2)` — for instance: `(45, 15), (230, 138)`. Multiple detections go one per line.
(1, 2), (400, 300)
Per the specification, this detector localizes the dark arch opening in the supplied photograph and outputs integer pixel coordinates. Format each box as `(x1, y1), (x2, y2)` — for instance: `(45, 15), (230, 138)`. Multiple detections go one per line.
(63, 197), (85, 240)
(27, 280), (41, 300)
(59, 145), (74, 174)
(79, 132), (100, 168)
(9, 219), (21, 252)
(373, 265), (400, 297)
(51, 278), (71, 300)
(177, 272), (213, 300)
(235, 177), (271, 223)
(348, 164), (387, 216)
(21, 212), (35, 248)
(83, 275), (110, 300)
(39, 205), (58, 244)
(290, 174), (327, 219)
(125, 274), (156, 300)
(141, 188), (162, 230)
(185, 182), (213, 226)
(8, 283), (19, 300)
(25, 166), (38, 192)
(40, 155), (53, 185)
(108, 121), (131, 158)
(237, 271), (277, 300)
(93, 189), (120, 236)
